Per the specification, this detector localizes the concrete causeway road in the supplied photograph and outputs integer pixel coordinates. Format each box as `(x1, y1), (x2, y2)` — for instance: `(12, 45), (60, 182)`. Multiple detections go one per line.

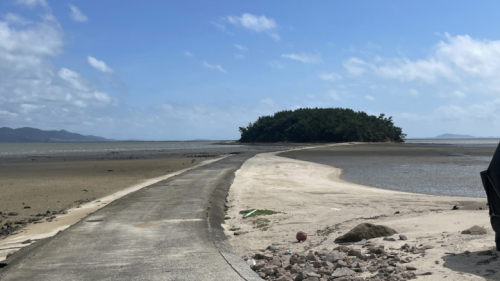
(0, 152), (264, 281)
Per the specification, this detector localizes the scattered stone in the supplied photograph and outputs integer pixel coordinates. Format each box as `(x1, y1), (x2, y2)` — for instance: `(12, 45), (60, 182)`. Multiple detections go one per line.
(452, 205), (459, 210)
(461, 225), (487, 235)
(347, 249), (361, 256)
(383, 237), (396, 241)
(477, 250), (494, 256)
(325, 251), (344, 263)
(267, 245), (280, 251)
(23, 206), (31, 209)
(21, 239), (32, 244)
(234, 231), (248, 236)
(334, 223), (397, 243)
(7, 212), (18, 216)
(331, 267), (355, 277)
(399, 234), (408, 240)
(406, 266), (417, 271)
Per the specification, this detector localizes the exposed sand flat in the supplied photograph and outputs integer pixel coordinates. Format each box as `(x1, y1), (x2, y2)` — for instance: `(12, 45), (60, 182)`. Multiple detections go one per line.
(223, 146), (495, 280)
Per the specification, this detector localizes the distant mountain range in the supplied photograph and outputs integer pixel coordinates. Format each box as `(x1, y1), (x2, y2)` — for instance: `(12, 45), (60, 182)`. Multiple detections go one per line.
(0, 127), (111, 142)
(435, 133), (476, 139)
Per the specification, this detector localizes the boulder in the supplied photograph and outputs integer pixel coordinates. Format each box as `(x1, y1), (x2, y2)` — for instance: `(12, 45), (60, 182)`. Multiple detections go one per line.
(461, 225), (487, 235)
(334, 223), (397, 243)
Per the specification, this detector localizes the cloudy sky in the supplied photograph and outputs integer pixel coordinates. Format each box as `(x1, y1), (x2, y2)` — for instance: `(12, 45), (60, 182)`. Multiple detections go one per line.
(1, 0), (500, 140)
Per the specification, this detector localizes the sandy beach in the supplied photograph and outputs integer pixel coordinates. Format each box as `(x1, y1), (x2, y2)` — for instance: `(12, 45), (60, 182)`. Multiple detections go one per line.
(223, 144), (497, 280)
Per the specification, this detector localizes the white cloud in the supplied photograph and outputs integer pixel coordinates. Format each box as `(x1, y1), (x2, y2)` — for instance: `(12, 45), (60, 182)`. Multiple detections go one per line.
(319, 72), (342, 82)
(343, 57), (367, 75)
(0, 8), (115, 133)
(281, 53), (323, 64)
(437, 90), (466, 99)
(202, 61), (227, 73)
(234, 54), (245, 59)
(269, 60), (283, 69)
(409, 89), (419, 97)
(436, 34), (500, 77)
(326, 90), (341, 100)
(15, 0), (47, 8)
(365, 95), (375, 101)
(227, 13), (276, 32)
(184, 51), (193, 57)
(226, 13), (279, 40)
(69, 4), (88, 22)
(268, 33), (280, 41)
(3, 13), (31, 25)
(374, 58), (454, 83)
(260, 98), (275, 106)
(87, 56), (113, 73)
(234, 44), (248, 51)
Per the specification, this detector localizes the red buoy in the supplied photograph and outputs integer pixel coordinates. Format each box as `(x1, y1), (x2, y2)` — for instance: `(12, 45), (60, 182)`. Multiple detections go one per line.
(296, 231), (307, 242)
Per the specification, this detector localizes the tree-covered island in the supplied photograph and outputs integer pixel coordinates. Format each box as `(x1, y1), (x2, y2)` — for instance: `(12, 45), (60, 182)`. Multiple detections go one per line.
(238, 108), (406, 143)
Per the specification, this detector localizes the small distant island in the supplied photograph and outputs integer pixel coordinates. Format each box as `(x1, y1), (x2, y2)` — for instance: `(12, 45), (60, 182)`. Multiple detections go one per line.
(435, 133), (476, 139)
(0, 127), (111, 143)
(238, 108), (406, 143)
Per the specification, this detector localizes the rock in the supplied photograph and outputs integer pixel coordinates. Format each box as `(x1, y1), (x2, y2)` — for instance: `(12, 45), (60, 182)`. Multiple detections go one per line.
(306, 251), (318, 262)
(258, 272), (266, 278)
(331, 267), (356, 278)
(261, 265), (278, 275)
(477, 250), (494, 256)
(7, 212), (18, 216)
(234, 231), (248, 236)
(291, 264), (302, 274)
(334, 245), (351, 252)
(269, 256), (282, 266)
(21, 239), (32, 244)
(334, 223), (397, 243)
(406, 266), (417, 271)
(325, 251), (345, 262)
(276, 276), (294, 281)
(348, 249), (361, 256)
(452, 205), (459, 210)
(336, 260), (347, 267)
(383, 237), (396, 241)
(302, 263), (318, 275)
(399, 234), (408, 240)
(23, 206), (31, 209)
(461, 225), (487, 235)
(267, 245), (280, 251)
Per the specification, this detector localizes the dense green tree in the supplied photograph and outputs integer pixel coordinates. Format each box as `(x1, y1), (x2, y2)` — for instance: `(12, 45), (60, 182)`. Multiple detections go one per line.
(238, 108), (406, 143)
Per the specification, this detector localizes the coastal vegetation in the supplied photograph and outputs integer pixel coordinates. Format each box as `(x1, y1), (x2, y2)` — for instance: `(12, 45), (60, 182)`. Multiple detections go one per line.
(238, 108), (406, 143)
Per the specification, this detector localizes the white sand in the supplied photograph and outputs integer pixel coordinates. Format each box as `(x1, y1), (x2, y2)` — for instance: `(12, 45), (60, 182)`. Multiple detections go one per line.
(223, 147), (496, 280)
(0, 156), (228, 261)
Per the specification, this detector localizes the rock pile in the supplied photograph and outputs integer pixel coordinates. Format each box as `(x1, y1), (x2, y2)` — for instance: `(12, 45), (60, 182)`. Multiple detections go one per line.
(0, 208), (70, 238)
(249, 241), (432, 280)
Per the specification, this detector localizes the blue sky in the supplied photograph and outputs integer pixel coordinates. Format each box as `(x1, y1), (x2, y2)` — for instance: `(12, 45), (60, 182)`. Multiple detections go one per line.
(1, 0), (500, 140)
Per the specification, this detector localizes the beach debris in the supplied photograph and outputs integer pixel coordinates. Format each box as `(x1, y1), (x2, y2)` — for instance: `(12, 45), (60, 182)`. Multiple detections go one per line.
(334, 223), (397, 243)
(243, 209), (257, 218)
(461, 225), (487, 235)
(248, 241), (426, 280)
(296, 231), (307, 242)
(477, 250), (494, 256)
(247, 258), (256, 266)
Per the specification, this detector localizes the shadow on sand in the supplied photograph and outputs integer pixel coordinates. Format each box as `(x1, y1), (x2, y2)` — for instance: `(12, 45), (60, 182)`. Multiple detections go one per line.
(443, 250), (500, 280)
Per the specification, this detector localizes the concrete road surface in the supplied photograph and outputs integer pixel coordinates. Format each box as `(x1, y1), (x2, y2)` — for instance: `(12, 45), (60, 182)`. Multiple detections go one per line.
(0, 152), (263, 281)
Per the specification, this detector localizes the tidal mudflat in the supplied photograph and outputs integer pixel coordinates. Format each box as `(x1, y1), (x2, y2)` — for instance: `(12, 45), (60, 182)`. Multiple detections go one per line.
(280, 142), (496, 198)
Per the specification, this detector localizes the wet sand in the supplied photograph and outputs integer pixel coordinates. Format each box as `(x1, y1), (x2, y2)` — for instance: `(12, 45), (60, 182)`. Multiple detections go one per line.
(280, 142), (495, 197)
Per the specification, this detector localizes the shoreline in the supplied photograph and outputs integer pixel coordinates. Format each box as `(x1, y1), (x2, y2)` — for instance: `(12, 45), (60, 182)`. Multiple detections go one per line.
(223, 145), (496, 280)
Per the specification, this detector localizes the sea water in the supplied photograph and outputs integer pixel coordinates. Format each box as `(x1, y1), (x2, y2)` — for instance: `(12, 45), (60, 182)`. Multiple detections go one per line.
(0, 141), (241, 156)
